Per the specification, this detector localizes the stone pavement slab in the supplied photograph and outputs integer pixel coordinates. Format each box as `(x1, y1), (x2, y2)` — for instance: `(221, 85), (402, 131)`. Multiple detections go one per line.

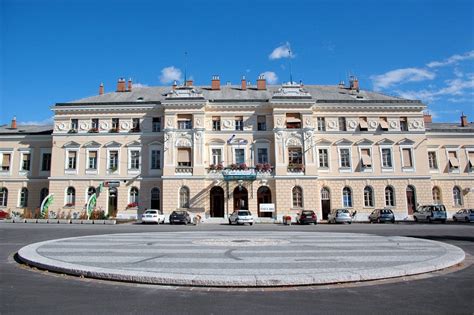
(17, 231), (465, 287)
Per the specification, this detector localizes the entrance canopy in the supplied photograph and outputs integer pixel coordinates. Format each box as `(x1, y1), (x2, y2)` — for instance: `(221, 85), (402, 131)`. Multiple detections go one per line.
(222, 169), (256, 181)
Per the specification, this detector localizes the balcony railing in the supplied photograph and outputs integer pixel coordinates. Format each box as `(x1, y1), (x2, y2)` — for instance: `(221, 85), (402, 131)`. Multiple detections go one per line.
(287, 164), (304, 174)
(175, 166), (193, 174)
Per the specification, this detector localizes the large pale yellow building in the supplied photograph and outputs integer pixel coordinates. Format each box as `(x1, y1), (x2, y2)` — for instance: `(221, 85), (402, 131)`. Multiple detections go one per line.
(1, 75), (473, 221)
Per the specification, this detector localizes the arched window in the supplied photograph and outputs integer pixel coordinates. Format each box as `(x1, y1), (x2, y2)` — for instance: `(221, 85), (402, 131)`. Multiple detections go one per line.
(19, 188), (28, 207)
(292, 186), (303, 208)
(342, 187), (352, 208)
(179, 186), (190, 208)
(0, 188), (8, 207)
(39, 188), (49, 206)
(129, 187), (139, 204)
(66, 187), (75, 206)
(151, 187), (161, 210)
(364, 186), (374, 207)
(87, 187), (96, 198)
(453, 186), (463, 206)
(432, 186), (442, 204)
(385, 186), (395, 207)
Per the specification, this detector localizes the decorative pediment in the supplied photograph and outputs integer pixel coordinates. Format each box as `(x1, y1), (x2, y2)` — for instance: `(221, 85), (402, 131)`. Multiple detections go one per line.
(228, 137), (248, 145)
(175, 138), (192, 147)
(376, 138), (395, 146)
(164, 86), (204, 99)
(208, 138), (226, 145)
(104, 141), (122, 148)
(272, 82), (312, 99)
(286, 137), (303, 147)
(443, 144), (460, 149)
(83, 141), (101, 148)
(253, 139), (271, 144)
(315, 138), (332, 146)
(397, 138), (415, 146)
(126, 140), (141, 147)
(63, 141), (80, 148)
(148, 141), (163, 146)
(355, 138), (374, 146)
(334, 138), (353, 146)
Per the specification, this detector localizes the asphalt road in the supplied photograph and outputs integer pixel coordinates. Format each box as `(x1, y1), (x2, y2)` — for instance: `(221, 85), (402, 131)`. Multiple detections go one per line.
(1, 222), (473, 315)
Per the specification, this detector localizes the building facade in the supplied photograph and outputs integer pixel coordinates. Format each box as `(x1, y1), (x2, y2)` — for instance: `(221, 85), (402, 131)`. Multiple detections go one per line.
(1, 76), (473, 221)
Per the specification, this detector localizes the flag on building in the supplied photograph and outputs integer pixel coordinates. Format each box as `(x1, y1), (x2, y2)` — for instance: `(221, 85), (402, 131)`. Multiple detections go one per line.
(40, 194), (54, 219)
(87, 193), (97, 219)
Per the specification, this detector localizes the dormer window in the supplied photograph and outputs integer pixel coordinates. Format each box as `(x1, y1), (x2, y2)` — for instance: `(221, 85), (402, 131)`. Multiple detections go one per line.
(111, 118), (120, 132)
(400, 117), (408, 131)
(90, 119), (99, 133)
(286, 113), (301, 129)
(212, 116), (221, 131)
(448, 151), (459, 172)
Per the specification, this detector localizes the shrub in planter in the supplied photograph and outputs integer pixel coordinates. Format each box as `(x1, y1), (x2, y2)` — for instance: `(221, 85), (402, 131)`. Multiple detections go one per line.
(209, 164), (216, 171)
(263, 163), (272, 172)
(239, 163), (248, 170)
(255, 163), (263, 171)
(216, 163), (224, 171)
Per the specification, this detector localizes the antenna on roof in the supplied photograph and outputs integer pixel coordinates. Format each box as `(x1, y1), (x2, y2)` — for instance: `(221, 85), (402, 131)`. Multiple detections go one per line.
(288, 48), (293, 84)
(184, 51), (188, 86)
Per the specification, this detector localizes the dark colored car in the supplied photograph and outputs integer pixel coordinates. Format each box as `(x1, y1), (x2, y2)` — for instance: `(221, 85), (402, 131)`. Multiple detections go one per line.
(169, 210), (191, 225)
(368, 208), (395, 223)
(296, 210), (317, 225)
(0, 209), (8, 219)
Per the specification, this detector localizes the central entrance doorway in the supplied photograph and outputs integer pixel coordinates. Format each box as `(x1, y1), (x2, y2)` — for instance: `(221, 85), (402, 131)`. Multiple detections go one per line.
(321, 187), (331, 220)
(210, 186), (225, 217)
(108, 188), (118, 217)
(233, 186), (248, 211)
(257, 186), (272, 217)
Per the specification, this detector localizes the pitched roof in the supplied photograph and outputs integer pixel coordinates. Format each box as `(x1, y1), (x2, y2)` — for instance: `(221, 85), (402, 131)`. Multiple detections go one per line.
(426, 122), (474, 133)
(0, 124), (53, 135)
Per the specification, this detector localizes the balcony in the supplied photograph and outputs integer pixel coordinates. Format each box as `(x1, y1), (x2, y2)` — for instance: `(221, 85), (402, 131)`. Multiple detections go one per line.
(175, 166), (193, 175)
(287, 163), (305, 174)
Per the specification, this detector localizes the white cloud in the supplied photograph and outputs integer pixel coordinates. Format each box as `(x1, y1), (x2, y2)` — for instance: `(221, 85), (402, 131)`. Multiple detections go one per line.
(370, 68), (436, 90)
(395, 89), (438, 102)
(18, 117), (53, 126)
(261, 71), (278, 84)
(269, 42), (294, 60)
(132, 83), (148, 88)
(426, 50), (474, 68)
(159, 66), (182, 84)
(395, 76), (474, 102)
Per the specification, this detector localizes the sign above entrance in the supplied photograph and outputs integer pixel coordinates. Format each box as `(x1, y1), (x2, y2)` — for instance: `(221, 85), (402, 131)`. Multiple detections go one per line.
(104, 181), (120, 188)
(222, 169), (256, 181)
(259, 203), (275, 213)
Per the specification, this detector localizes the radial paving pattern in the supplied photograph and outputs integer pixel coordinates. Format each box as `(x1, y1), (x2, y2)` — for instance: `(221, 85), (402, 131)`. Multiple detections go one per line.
(18, 232), (465, 287)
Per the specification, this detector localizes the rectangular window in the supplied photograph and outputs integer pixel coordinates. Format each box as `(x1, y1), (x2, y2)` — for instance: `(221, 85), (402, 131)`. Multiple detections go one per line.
(111, 118), (120, 131)
(1, 153), (11, 171)
(177, 148), (192, 166)
(132, 118), (140, 132)
(67, 151), (77, 169)
(152, 117), (161, 132)
(212, 117), (221, 131)
(21, 153), (31, 171)
(257, 115), (266, 131)
(317, 117), (326, 131)
(339, 148), (351, 168)
(360, 149), (372, 167)
(177, 114), (192, 129)
(41, 153), (51, 171)
(402, 148), (414, 168)
(151, 150), (161, 169)
(400, 117), (408, 131)
(235, 149), (245, 164)
(468, 152), (474, 172)
(428, 151), (438, 170)
(382, 148), (393, 168)
(448, 151), (459, 170)
(91, 118), (99, 130)
(109, 151), (118, 170)
(288, 148), (303, 165)
(257, 148), (268, 164)
(359, 117), (368, 131)
(211, 148), (223, 165)
(338, 117), (346, 131)
(235, 116), (243, 131)
(380, 117), (389, 130)
(318, 149), (329, 168)
(88, 151), (97, 169)
(130, 150), (140, 169)
(70, 119), (78, 131)
(286, 113), (301, 129)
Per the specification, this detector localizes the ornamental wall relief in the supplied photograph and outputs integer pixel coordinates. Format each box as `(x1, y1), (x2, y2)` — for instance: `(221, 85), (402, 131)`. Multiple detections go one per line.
(389, 121), (398, 129)
(100, 122), (109, 130)
(286, 136), (303, 147)
(121, 121), (130, 131)
(175, 138), (192, 147)
(79, 122), (88, 131)
(223, 120), (232, 129)
(369, 120), (378, 129)
(348, 120), (357, 129)
(327, 120), (337, 129)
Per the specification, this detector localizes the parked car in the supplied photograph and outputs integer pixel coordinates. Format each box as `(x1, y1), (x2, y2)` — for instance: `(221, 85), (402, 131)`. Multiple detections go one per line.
(296, 210), (317, 225)
(141, 209), (165, 224)
(169, 210), (191, 225)
(368, 208), (395, 223)
(0, 209), (8, 220)
(228, 210), (254, 225)
(452, 209), (474, 222)
(413, 204), (447, 223)
(328, 208), (352, 224)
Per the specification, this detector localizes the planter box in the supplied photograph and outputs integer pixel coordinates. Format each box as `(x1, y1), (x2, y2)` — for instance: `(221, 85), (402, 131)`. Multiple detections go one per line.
(93, 220), (105, 224)
(14, 218), (25, 223)
(82, 220), (93, 224)
(58, 219), (70, 224)
(104, 219), (116, 225)
(25, 219), (37, 223)
(48, 219), (59, 224)
(37, 219), (48, 224)
(71, 219), (82, 224)
(4, 219), (14, 223)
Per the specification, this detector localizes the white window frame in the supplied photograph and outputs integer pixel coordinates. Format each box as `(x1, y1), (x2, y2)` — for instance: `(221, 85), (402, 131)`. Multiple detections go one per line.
(85, 149), (99, 175)
(291, 186), (304, 209)
(128, 187), (139, 205)
(18, 149), (33, 175)
(254, 142), (270, 165)
(39, 148), (52, 176)
(385, 186), (396, 207)
(363, 186), (375, 208)
(466, 149), (474, 173)
(0, 150), (14, 176)
(18, 187), (28, 208)
(128, 148), (141, 175)
(233, 147), (246, 165)
(106, 148), (120, 175)
(85, 186), (97, 202)
(338, 146), (352, 172)
(358, 146), (373, 173)
(64, 186), (76, 206)
(427, 150), (439, 173)
(379, 145), (394, 172)
(317, 117), (326, 131)
(452, 186), (463, 207)
(209, 145), (225, 166)
(64, 149), (79, 175)
(446, 149), (460, 174)
(317, 146), (330, 171)
(342, 186), (353, 208)
(400, 145), (415, 172)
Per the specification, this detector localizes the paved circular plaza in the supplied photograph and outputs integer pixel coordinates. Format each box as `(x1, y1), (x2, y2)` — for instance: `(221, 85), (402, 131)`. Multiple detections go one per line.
(18, 231), (465, 287)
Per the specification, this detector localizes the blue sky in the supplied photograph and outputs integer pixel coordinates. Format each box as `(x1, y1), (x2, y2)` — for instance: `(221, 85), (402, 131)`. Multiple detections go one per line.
(1, 0), (473, 125)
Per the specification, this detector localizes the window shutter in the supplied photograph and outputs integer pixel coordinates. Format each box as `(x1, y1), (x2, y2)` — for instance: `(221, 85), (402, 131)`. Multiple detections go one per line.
(403, 149), (413, 167)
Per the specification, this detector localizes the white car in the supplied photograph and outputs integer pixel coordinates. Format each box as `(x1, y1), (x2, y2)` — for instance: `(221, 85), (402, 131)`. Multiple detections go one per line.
(453, 209), (474, 222)
(228, 210), (254, 225)
(141, 209), (165, 224)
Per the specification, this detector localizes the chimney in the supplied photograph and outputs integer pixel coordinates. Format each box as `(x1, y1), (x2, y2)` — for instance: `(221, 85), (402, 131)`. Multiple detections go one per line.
(349, 76), (359, 92)
(10, 116), (17, 129)
(241, 76), (247, 91)
(99, 82), (104, 95)
(172, 80), (178, 90)
(338, 80), (345, 89)
(116, 78), (126, 92)
(257, 74), (266, 90)
(211, 75), (220, 90)
(461, 113), (468, 127)
(127, 78), (132, 91)
(186, 80), (193, 87)
(423, 112), (432, 124)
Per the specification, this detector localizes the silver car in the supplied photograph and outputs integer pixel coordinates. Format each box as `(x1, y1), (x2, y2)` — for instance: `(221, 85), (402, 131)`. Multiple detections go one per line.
(453, 209), (474, 222)
(328, 208), (352, 224)
(229, 210), (254, 225)
(413, 204), (447, 223)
